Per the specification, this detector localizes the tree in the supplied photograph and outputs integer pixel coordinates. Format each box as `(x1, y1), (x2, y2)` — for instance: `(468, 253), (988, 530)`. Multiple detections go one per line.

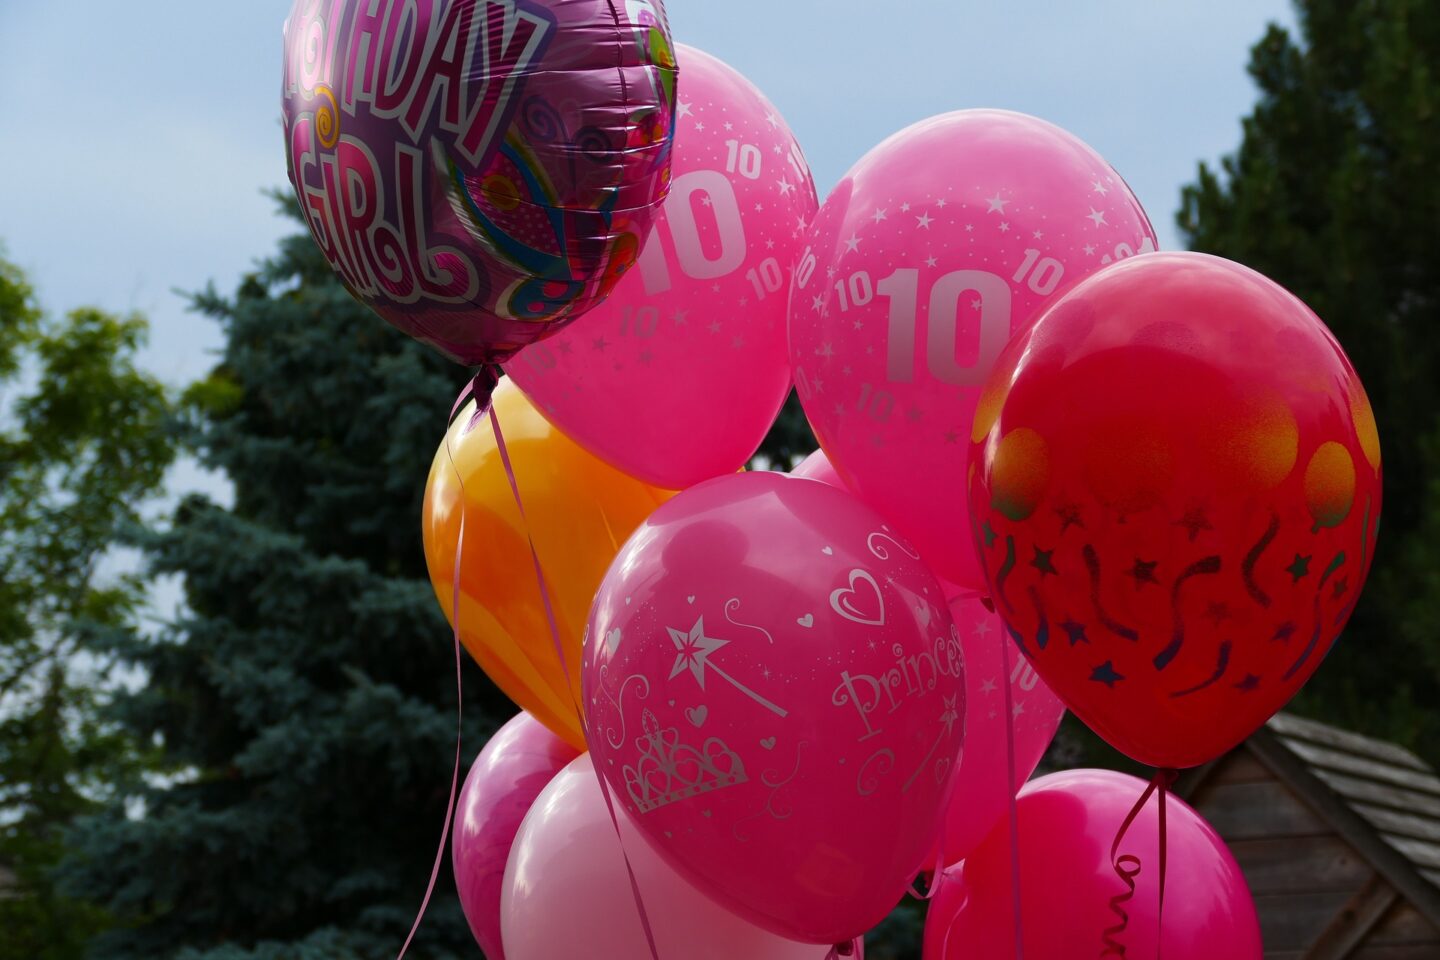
(0, 251), (176, 959)
(58, 215), (508, 959)
(1178, 0), (1440, 758)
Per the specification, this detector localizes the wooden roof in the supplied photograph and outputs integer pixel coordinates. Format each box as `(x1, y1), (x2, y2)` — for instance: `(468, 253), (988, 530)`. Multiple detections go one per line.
(1180, 710), (1440, 929)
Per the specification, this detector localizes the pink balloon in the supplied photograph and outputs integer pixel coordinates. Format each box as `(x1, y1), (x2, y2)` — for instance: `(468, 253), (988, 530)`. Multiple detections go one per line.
(508, 45), (819, 488)
(502, 754), (843, 960)
(936, 596), (1063, 867)
(923, 770), (1261, 960)
(452, 712), (579, 960)
(789, 448), (848, 488)
(789, 110), (1157, 589)
(582, 471), (964, 944)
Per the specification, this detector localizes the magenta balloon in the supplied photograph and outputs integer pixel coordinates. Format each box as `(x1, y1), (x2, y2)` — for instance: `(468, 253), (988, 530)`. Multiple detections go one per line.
(452, 712), (579, 960)
(281, 0), (678, 366)
(790, 448), (847, 488)
(923, 769), (1261, 960)
(508, 44), (819, 487)
(582, 471), (964, 943)
(502, 754), (840, 960)
(789, 110), (1157, 589)
(935, 596), (1063, 867)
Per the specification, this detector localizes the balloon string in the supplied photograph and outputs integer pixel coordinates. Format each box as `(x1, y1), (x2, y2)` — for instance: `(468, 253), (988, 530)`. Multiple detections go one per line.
(824, 937), (861, 959)
(395, 372), (496, 960)
(999, 623), (1025, 960)
(1100, 768), (1177, 957)
(484, 366), (663, 960)
(1157, 769), (1175, 960)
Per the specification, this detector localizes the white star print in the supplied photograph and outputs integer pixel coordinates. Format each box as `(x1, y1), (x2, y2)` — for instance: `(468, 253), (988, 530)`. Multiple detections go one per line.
(936, 198), (948, 209)
(926, 255), (938, 267)
(999, 221), (1010, 232)
(981, 678), (997, 694)
(1091, 179), (1109, 195)
(765, 112), (778, 128)
(723, 121), (733, 131)
(871, 208), (888, 222)
(1083, 244), (1096, 256)
(844, 234), (862, 253)
(900, 202), (912, 212)
(972, 619), (992, 637)
(1087, 208), (1108, 227)
(811, 295), (825, 313)
(1032, 230), (1044, 239)
(677, 101), (693, 119)
(778, 177), (794, 196)
(694, 121), (705, 132)
(986, 194), (1009, 213)
(916, 213), (933, 229)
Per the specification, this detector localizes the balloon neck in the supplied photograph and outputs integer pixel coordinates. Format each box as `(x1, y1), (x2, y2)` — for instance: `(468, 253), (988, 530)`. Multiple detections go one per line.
(451, 366), (502, 432)
(827, 939), (858, 958)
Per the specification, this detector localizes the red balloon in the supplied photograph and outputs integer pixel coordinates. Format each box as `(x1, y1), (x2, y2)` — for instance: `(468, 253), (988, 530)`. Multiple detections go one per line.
(967, 252), (1381, 769)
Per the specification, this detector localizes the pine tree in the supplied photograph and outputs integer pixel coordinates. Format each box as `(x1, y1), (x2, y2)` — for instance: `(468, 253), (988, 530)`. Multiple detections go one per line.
(59, 213), (506, 959)
(1178, 0), (1440, 757)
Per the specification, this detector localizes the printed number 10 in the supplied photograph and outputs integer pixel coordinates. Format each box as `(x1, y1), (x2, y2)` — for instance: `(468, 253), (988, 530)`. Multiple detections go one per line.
(877, 269), (1012, 386)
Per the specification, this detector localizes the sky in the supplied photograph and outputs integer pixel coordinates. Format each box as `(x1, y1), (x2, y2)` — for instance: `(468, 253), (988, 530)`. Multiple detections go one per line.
(0, 0), (1295, 511)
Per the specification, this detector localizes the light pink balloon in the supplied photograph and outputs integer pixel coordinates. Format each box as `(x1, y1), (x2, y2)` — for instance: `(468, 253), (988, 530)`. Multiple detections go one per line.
(502, 754), (844, 960)
(583, 471), (964, 944)
(789, 110), (1157, 589)
(790, 448), (848, 488)
(935, 596), (1063, 867)
(508, 44), (819, 489)
(923, 770), (1261, 960)
(452, 712), (579, 960)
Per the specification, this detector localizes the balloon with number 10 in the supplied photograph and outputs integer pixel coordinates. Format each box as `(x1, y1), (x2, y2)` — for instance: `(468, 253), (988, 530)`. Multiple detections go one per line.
(511, 45), (819, 489)
(789, 110), (1157, 590)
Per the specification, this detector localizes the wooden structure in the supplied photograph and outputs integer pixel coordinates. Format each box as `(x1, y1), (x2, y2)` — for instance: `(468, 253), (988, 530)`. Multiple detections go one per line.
(1178, 712), (1440, 958)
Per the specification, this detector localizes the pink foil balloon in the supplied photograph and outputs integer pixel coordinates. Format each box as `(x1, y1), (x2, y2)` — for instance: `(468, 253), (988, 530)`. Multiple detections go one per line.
(509, 45), (818, 487)
(502, 754), (846, 960)
(281, 0), (678, 366)
(923, 770), (1261, 960)
(789, 110), (1157, 589)
(582, 471), (964, 944)
(452, 712), (579, 960)
(936, 596), (1063, 867)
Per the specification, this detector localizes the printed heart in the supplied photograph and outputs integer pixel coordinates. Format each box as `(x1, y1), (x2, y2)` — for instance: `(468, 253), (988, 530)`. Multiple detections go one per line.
(917, 604), (932, 627)
(760, 736), (777, 750)
(821, 546), (834, 556)
(687, 595), (696, 604)
(796, 613), (814, 628)
(625, 596), (632, 605)
(829, 568), (886, 626)
(668, 699), (676, 706)
(702, 810), (713, 818)
(605, 628), (623, 655)
(686, 705), (709, 727)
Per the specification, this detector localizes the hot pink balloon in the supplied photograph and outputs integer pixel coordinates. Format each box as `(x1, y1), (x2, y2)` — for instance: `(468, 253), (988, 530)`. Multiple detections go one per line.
(935, 596), (1063, 867)
(923, 769), (1261, 960)
(508, 45), (819, 488)
(789, 110), (1157, 589)
(452, 712), (579, 960)
(502, 754), (847, 960)
(582, 471), (964, 944)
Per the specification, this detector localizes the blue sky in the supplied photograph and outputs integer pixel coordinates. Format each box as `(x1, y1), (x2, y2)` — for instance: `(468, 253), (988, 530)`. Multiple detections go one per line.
(1, 0), (1293, 416)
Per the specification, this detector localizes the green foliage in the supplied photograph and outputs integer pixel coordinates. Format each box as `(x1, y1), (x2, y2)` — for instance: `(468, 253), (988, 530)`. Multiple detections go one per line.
(0, 251), (176, 959)
(58, 212), (507, 959)
(1179, 0), (1440, 760)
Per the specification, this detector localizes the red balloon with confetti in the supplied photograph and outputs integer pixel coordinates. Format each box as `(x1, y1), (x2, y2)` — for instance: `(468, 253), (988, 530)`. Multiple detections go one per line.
(967, 252), (1381, 769)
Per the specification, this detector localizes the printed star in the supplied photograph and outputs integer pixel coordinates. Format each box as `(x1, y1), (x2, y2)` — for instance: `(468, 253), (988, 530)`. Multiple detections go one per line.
(845, 234), (862, 253)
(764, 111), (778, 128)
(1031, 546), (1058, 576)
(677, 101), (693, 119)
(986, 194), (1009, 213)
(971, 298), (983, 311)
(1061, 620), (1089, 645)
(1127, 558), (1160, 589)
(1091, 661), (1124, 687)
(700, 195), (712, 207)
(557, 341), (573, 355)
(916, 213), (934, 229)
(999, 222), (1011, 232)
(1087, 208), (1108, 227)
(1332, 576), (1349, 599)
(738, 297), (750, 308)
(1091, 179), (1109, 195)
(694, 121), (706, 132)
(1175, 508), (1213, 542)
(811, 378), (825, 393)
(1032, 229), (1044, 239)
(965, 223), (975, 232)
(707, 320), (722, 334)
(754, 203), (765, 212)
(982, 521), (998, 548)
(1083, 244), (1097, 256)
(817, 341), (835, 359)
(723, 121), (734, 131)
(905, 407), (924, 423)
(926, 255), (939, 268)
(900, 201), (912, 212)
(796, 216), (809, 230)
(711, 283), (721, 293)
(592, 336), (609, 352)
(981, 678), (998, 695)
(1055, 502), (1084, 532)
(936, 198), (949, 208)
(852, 320), (864, 331)
(871, 208), (888, 222)
(943, 429), (959, 444)
(667, 616), (729, 688)
(940, 695), (960, 735)
(811, 295), (825, 313)
(1235, 674), (1261, 692)
(731, 335), (746, 350)
(1286, 554), (1312, 582)
(1012, 702), (1026, 717)
(638, 350), (653, 365)
(765, 238), (776, 250)
(1204, 601), (1231, 626)
(1272, 621), (1297, 643)
(972, 618), (993, 637)
(834, 402), (847, 416)
(778, 178), (794, 196)
(841, 365), (852, 376)
(672, 308), (690, 326)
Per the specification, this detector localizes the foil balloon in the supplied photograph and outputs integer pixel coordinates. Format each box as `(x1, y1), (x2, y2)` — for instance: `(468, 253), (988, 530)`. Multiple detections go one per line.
(508, 44), (818, 488)
(789, 110), (1157, 590)
(502, 754), (846, 960)
(281, 0), (678, 365)
(582, 471), (963, 945)
(967, 252), (1382, 769)
(923, 770), (1261, 960)
(453, 712), (579, 960)
(422, 378), (672, 748)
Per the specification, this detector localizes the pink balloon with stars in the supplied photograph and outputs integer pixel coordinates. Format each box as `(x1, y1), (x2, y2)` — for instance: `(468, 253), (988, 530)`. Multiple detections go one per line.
(508, 45), (819, 489)
(789, 110), (1157, 590)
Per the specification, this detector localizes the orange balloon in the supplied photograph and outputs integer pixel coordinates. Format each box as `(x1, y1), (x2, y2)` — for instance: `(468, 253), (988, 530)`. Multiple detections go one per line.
(422, 379), (673, 749)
